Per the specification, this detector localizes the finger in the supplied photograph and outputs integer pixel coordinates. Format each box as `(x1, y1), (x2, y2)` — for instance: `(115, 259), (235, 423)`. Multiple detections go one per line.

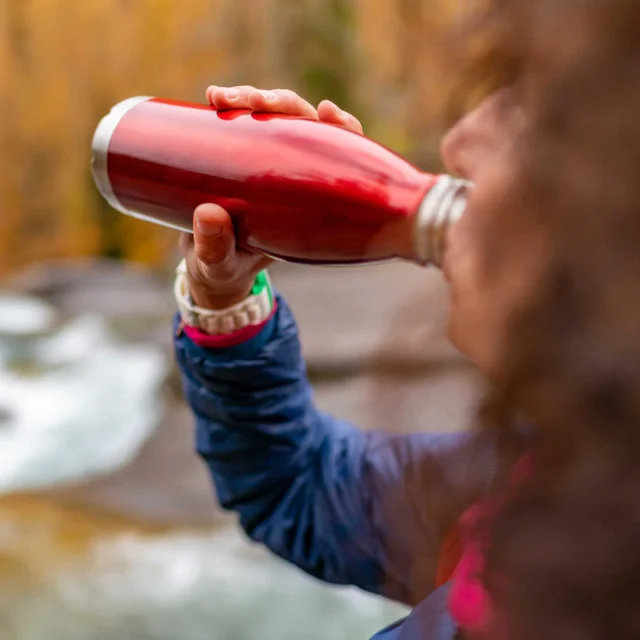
(193, 204), (237, 269)
(207, 85), (316, 116)
(248, 89), (318, 119)
(207, 85), (263, 111)
(317, 100), (363, 134)
(179, 232), (194, 257)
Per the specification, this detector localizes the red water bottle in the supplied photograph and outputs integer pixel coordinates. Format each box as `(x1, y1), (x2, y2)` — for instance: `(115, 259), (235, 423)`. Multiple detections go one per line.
(91, 97), (469, 266)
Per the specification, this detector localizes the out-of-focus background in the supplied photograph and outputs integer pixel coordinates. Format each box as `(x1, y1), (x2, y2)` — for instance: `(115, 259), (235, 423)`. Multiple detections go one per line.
(0, 1), (484, 638)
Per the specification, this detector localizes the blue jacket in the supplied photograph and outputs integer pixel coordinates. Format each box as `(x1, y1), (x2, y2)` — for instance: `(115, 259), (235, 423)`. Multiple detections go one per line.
(174, 294), (497, 639)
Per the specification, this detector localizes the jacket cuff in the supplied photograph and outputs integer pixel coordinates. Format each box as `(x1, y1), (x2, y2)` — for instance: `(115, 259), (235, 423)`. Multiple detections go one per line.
(182, 299), (278, 349)
(174, 303), (279, 363)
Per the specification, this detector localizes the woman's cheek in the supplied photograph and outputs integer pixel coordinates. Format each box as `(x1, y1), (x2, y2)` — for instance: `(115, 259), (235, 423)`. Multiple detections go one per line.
(444, 214), (494, 366)
(447, 286), (501, 373)
(444, 162), (521, 372)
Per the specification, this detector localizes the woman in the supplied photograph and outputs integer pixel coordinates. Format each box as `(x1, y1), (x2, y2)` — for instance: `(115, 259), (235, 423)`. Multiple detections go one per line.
(174, 1), (640, 637)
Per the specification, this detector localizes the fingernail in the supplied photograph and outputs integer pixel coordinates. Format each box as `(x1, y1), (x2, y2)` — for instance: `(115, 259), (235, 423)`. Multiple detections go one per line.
(196, 218), (223, 236)
(225, 89), (239, 100)
(262, 90), (278, 102)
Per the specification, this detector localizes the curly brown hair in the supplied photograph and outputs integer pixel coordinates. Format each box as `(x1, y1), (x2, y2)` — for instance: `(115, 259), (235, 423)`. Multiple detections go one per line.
(453, 1), (640, 638)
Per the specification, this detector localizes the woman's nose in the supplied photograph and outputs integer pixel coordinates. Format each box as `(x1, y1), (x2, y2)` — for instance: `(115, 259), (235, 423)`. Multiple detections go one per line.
(440, 105), (492, 181)
(440, 89), (519, 182)
(440, 123), (469, 179)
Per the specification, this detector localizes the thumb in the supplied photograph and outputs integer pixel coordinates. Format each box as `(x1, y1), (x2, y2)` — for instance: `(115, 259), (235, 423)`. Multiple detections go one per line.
(193, 204), (237, 269)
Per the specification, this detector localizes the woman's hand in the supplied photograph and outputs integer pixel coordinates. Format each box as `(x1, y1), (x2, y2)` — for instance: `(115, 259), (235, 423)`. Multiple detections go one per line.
(180, 86), (363, 311)
(207, 86), (363, 134)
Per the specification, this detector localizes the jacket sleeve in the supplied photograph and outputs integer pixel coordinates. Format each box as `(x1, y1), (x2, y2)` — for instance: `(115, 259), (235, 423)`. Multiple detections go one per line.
(174, 294), (496, 606)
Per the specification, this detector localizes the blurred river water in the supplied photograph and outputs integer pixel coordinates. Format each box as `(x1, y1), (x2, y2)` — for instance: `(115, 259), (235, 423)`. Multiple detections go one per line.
(0, 276), (409, 640)
(0, 496), (403, 640)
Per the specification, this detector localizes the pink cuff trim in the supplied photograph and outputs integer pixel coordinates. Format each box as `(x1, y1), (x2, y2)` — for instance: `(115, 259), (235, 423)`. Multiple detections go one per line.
(184, 301), (277, 349)
(449, 546), (491, 632)
(448, 454), (535, 634)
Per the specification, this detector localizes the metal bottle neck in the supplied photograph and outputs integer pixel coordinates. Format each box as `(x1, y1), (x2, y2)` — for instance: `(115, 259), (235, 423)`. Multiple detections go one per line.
(414, 175), (472, 268)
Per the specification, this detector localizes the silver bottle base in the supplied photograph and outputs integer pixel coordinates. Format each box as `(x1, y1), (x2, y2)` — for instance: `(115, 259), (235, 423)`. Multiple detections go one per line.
(91, 96), (189, 232)
(91, 96), (152, 213)
(414, 175), (471, 268)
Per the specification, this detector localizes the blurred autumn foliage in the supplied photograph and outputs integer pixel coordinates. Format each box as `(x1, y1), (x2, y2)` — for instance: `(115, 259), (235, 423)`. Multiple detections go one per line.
(0, 0), (463, 276)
